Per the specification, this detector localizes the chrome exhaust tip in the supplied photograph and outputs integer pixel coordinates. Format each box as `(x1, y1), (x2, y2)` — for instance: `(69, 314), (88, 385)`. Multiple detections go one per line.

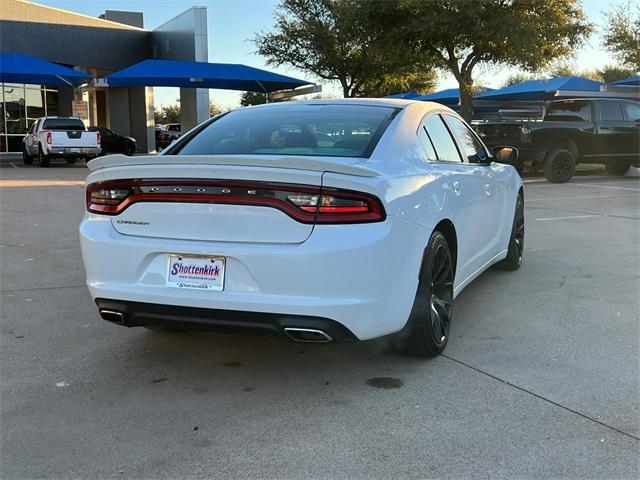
(99, 309), (126, 325)
(283, 327), (333, 343)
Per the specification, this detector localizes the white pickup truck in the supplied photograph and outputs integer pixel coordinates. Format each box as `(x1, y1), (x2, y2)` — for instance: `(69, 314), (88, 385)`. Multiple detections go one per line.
(23, 117), (101, 167)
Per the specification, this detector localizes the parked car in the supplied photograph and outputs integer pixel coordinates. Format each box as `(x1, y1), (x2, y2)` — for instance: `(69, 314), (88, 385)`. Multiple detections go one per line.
(88, 126), (136, 156)
(161, 123), (182, 142)
(80, 99), (523, 358)
(476, 98), (640, 182)
(155, 127), (169, 151)
(23, 116), (101, 167)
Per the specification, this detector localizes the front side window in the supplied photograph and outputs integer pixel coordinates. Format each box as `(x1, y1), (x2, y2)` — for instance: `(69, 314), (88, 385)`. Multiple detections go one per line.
(597, 102), (624, 121)
(171, 104), (398, 159)
(443, 114), (488, 163)
(545, 100), (592, 122)
(622, 102), (640, 121)
(424, 115), (462, 163)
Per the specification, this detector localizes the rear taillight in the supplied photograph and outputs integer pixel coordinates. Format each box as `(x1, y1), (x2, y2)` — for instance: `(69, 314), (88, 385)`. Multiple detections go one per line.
(46, 131), (52, 145)
(86, 180), (385, 224)
(96, 131), (101, 146)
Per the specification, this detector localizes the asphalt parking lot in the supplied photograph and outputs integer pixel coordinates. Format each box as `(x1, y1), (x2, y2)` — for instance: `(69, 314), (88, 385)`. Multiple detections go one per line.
(1, 162), (638, 479)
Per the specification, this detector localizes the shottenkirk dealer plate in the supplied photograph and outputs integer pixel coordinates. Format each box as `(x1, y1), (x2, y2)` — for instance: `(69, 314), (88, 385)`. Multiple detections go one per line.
(167, 255), (225, 291)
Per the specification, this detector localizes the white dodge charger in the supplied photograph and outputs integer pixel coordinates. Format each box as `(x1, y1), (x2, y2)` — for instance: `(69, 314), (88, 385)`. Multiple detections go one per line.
(80, 99), (523, 357)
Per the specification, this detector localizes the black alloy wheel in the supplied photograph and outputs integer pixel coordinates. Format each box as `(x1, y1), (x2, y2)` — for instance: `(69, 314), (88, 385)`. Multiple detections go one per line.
(428, 242), (454, 347)
(493, 193), (524, 271)
(391, 230), (454, 357)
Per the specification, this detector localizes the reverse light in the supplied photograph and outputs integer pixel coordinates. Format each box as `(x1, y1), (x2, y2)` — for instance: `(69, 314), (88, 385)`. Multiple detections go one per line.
(86, 179), (385, 224)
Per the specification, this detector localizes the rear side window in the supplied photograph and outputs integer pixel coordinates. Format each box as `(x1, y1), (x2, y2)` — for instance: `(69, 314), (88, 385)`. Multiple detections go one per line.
(171, 104), (398, 158)
(545, 101), (591, 122)
(598, 102), (624, 121)
(424, 115), (461, 162)
(623, 102), (640, 121)
(42, 118), (86, 131)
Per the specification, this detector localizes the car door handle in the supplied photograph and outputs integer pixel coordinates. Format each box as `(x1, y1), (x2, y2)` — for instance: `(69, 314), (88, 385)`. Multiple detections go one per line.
(452, 181), (461, 195)
(484, 184), (492, 196)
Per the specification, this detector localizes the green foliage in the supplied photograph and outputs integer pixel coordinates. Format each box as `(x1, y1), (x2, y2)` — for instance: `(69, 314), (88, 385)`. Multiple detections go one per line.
(253, 0), (436, 98)
(154, 104), (180, 125)
(240, 91), (268, 106)
(602, 1), (640, 70)
(366, 0), (592, 120)
(209, 101), (224, 117)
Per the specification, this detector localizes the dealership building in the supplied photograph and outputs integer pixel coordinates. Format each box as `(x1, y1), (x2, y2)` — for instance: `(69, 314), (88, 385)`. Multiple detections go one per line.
(0, 0), (313, 154)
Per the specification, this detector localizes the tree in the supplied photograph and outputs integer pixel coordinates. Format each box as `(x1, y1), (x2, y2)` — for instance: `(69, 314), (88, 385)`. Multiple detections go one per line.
(366, 0), (592, 121)
(209, 101), (224, 116)
(253, 0), (436, 98)
(154, 104), (181, 124)
(240, 91), (267, 106)
(602, 1), (640, 70)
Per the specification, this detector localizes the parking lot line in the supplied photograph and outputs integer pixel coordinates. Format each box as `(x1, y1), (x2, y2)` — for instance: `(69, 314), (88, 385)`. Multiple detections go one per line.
(535, 214), (602, 221)
(571, 183), (640, 192)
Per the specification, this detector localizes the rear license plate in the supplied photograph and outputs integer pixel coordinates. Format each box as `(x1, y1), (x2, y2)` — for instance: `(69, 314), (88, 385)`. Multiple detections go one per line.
(166, 255), (225, 291)
(70, 148), (80, 153)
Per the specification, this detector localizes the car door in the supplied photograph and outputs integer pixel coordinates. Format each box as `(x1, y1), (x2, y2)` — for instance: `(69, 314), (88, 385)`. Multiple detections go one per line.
(594, 100), (628, 158)
(442, 114), (506, 267)
(422, 113), (491, 283)
(25, 120), (39, 155)
(621, 101), (640, 163)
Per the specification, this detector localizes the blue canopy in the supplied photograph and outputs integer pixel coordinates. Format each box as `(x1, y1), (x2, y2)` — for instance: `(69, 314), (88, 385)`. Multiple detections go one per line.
(474, 76), (603, 101)
(387, 87), (494, 105)
(386, 92), (423, 99)
(106, 59), (313, 92)
(0, 53), (92, 86)
(611, 75), (640, 86)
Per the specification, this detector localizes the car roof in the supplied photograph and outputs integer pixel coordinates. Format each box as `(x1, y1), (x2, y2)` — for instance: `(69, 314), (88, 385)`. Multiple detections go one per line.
(244, 97), (445, 112)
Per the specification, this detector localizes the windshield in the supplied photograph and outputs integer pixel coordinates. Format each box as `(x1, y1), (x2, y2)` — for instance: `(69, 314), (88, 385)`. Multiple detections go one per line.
(42, 118), (86, 131)
(169, 104), (398, 158)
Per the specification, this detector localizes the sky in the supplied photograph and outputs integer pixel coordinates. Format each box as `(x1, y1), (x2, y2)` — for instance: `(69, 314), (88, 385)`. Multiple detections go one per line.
(34, 0), (629, 109)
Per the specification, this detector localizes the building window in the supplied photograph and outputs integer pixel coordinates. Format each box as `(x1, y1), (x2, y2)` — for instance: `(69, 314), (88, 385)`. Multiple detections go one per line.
(0, 83), (59, 152)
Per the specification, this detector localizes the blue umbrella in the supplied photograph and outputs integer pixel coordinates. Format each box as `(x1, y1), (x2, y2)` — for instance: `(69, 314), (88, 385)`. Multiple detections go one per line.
(610, 75), (640, 86)
(474, 76), (603, 101)
(106, 59), (313, 93)
(0, 53), (92, 86)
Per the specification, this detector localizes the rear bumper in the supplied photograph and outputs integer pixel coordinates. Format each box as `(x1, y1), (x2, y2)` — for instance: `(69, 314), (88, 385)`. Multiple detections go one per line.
(95, 298), (358, 342)
(80, 214), (429, 340)
(48, 147), (100, 158)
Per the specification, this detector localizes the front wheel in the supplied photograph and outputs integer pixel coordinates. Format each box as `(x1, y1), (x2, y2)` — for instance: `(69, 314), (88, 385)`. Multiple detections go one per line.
(390, 231), (454, 358)
(66, 158), (76, 165)
(493, 192), (524, 271)
(22, 147), (33, 165)
(125, 143), (135, 156)
(38, 145), (50, 167)
(605, 160), (631, 176)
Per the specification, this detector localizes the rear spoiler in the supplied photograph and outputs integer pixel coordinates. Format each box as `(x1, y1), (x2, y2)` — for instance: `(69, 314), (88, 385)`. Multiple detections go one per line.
(87, 154), (380, 178)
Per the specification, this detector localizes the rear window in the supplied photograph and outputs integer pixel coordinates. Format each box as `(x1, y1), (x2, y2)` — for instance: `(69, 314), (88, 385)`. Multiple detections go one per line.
(545, 101), (591, 122)
(42, 118), (86, 131)
(170, 104), (399, 158)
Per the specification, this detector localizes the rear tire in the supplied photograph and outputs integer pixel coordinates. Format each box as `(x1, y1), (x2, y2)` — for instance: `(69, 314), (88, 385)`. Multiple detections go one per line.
(543, 148), (575, 183)
(605, 160), (631, 176)
(38, 145), (50, 168)
(22, 147), (33, 165)
(390, 231), (454, 358)
(493, 192), (524, 271)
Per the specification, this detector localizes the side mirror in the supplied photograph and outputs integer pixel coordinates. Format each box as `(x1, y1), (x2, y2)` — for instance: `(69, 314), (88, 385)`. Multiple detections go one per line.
(492, 146), (518, 165)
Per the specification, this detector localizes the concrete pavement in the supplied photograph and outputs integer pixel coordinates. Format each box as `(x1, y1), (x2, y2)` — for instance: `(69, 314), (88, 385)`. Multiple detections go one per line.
(1, 163), (638, 479)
